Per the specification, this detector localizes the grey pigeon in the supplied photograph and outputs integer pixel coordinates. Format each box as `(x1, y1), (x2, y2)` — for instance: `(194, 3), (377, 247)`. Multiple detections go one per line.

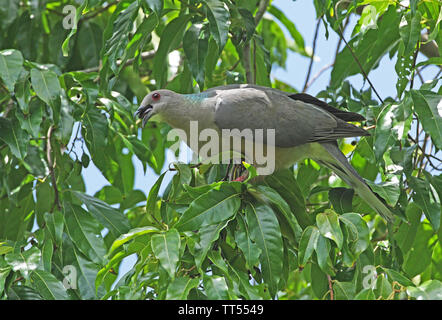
(135, 84), (394, 222)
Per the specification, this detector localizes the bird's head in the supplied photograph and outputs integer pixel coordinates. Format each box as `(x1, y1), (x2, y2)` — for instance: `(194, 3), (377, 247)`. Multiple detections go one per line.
(135, 89), (180, 127)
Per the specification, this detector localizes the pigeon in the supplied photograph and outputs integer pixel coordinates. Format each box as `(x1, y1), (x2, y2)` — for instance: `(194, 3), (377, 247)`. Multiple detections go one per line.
(135, 84), (394, 222)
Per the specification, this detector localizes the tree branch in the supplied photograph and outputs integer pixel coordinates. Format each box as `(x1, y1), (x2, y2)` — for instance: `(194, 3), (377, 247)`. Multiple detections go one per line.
(254, 0), (270, 25)
(327, 275), (334, 300)
(337, 28), (384, 104)
(302, 18), (321, 92)
(47, 125), (61, 212)
(78, 49), (155, 73)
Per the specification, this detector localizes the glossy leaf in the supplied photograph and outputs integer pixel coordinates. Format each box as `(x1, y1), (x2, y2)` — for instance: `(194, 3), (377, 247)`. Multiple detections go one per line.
(203, 0), (230, 52)
(71, 191), (131, 237)
(246, 202), (283, 297)
(175, 183), (240, 231)
(63, 202), (107, 265)
(316, 210), (344, 249)
(30, 270), (68, 300)
(0, 49), (23, 91)
(151, 229), (181, 279)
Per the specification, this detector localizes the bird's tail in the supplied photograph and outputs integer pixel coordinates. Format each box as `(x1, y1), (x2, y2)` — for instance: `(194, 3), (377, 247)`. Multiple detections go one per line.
(315, 142), (395, 223)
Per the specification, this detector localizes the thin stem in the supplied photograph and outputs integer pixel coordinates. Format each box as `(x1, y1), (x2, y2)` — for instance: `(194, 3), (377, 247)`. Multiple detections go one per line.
(302, 18), (321, 93)
(47, 126), (61, 212)
(79, 49), (155, 73)
(83, 1), (120, 21)
(409, 40), (420, 90)
(254, 0), (270, 25)
(337, 28), (384, 104)
(305, 63), (333, 91)
(327, 275), (334, 300)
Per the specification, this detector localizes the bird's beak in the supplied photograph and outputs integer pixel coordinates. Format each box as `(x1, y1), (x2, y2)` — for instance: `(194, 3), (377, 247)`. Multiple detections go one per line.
(134, 104), (154, 127)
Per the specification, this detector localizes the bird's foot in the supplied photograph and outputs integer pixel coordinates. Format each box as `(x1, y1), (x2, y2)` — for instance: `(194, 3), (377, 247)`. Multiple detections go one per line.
(233, 171), (249, 182)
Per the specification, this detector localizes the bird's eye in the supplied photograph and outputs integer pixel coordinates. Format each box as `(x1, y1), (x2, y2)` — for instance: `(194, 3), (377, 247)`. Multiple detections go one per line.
(152, 92), (161, 101)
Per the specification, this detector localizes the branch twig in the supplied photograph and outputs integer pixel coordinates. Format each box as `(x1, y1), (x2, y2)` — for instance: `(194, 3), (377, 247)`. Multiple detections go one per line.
(302, 18), (321, 92)
(83, 0), (120, 21)
(47, 126), (61, 212)
(78, 49), (155, 73)
(327, 275), (334, 300)
(337, 28), (384, 104)
(410, 40), (420, 90)
(254, 0), (270, 25)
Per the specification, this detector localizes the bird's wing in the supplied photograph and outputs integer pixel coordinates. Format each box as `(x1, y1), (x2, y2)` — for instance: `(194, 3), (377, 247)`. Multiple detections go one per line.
(212, 87), (369, 148)
(205, 84), (366, 122)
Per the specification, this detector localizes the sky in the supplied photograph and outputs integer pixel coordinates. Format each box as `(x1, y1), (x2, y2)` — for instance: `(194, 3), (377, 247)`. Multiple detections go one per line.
(67, 0), (440, 286)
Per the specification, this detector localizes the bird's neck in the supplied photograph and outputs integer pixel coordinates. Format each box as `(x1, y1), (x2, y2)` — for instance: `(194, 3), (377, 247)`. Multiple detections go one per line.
(163, 95), (216, 134)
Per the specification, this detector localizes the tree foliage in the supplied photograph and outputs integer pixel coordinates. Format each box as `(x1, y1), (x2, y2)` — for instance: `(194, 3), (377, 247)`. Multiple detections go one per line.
(0, 0), (441, 300)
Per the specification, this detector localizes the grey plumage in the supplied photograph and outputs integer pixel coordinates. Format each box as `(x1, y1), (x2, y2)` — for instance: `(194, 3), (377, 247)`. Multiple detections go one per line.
(135, 84), (394, 222)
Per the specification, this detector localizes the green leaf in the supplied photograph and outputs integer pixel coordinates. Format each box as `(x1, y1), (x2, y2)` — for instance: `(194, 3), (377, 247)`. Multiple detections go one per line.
(151, 229), (181, 279)
(62, 0), (88, 56)
(143, 0), (163, 16)
(310, 263), (329, 299)
(298, 226), (320, 267)
(268, 5), (306, 54)
(153, 15), (191, 88)
(354, 288), (375, 300)
(248, 184), (302, 244)
(7, 286), (42, 300)
(102, 1), (139, 73)
(191, 220), (230, 271)
(411, 90), (442, 150)
(203, 275), (230, 299)
(166, 276), (199, 300)
(264, 169), (311, 228)
(63, 202), (107, 265)
(0, 258), (11, 294)
(394, 202), (422, 253)
(399, 11), (422, 55)
(203, 0), (230, 52)
(0, 49), (23, 91)
(329, 188), (354, 214)
(315, 234), (333, 275)
(383, 268), (414, 287)
(365, 180), (400, 207)
(408, 176), (440, 231)
(30, 68), (61, 122)
(0, 0), (19, 30)
(41, 235), (53, 272)
(374, 98), (412, 161)
(0, 117), (28, 160)
(339, 213), (370, 256)
(183, 24), (209, 89)
(109, 226), (159, 256)
(374, 273), (392, 299)
(245, 202), (283, 298)
(5, 247), (40, 280)
(15, 98), (43, 137)
(82, 108), (108, 157)
(407, 280), (442, 300)
(14, 70), (31, 113)
(331, 6), (400, 87)
(235, 214), (261, 269)
(44, 211), (64, 247)
(175, 183), (240, 231)
(316, 210), (344, 249)
(30, 270), (68, 300)
(403, 223), (433, 278)
(73, 249), (104, 299)
(77, 22), (102, 69)
(71, 191), (130, 237)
